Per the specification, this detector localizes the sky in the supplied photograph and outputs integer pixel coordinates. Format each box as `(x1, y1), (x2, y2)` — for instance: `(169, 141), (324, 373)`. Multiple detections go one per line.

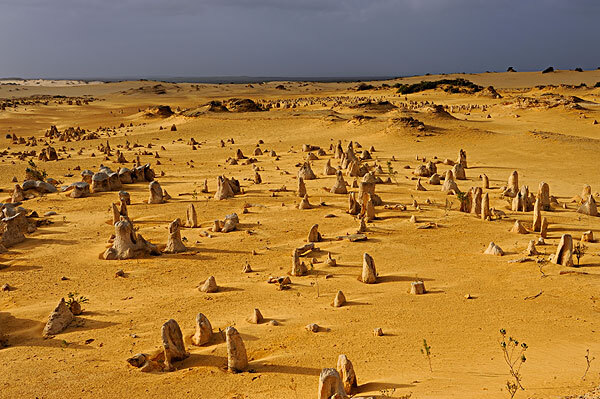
(0, 0), (598, 79)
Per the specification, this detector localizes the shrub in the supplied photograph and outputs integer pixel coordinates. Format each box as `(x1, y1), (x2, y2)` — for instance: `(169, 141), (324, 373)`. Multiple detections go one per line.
(396, 78), (482, 95)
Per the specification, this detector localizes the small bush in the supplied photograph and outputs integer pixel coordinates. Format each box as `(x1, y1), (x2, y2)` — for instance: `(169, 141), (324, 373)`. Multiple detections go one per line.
(356, 83), (374, 91)
(542, 66), (554, 74)
(594, 81), (600, 88)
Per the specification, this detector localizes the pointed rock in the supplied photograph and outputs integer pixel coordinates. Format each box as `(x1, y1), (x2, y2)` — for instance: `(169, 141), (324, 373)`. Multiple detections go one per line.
(200, 276), (218, 293)
(337, 355), (357, 395)
(248, 308), (264, 324)
(510, 220), (528, 234)
(332, 291), (346, 307)
(297, 176), (307, 197)
(553, 234), (574, 267)
(308, 224), (322, 242)
(186, 203), (198, 228)
(360, 253), (377, 283)
(42, 298), (74, 337)
(161, 319), (189, 371)
(484, 242), (504, 256)
(226, 326), (248, 372)
(165, 218), (186, 253)
(318, 368), (348, 399)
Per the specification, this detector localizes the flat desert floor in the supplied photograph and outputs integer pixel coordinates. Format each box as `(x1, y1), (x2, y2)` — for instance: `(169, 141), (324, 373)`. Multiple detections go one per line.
(1, 70), (600, 399)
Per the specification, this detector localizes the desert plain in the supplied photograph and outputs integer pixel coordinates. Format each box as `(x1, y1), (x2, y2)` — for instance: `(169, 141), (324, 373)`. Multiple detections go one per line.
(1, 70), (600, 399)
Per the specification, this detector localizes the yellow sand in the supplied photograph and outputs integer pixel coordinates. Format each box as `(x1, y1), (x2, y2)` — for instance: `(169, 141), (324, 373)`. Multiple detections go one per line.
(1, 70), (600, 399)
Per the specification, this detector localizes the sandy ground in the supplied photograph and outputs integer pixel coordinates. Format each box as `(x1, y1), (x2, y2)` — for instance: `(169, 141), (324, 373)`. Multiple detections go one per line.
(1, 70), (600, 399)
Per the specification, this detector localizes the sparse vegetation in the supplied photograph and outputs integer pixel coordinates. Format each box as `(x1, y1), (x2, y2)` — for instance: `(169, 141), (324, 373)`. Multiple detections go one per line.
(421, 339), (432, 372)
(395, 78), (482, 94)
(499, 329), (527, 399)
(582, 349), (595, 380)
(356, 83), (375, 91)
(574, 242), (586, 266)
(66, 292), (89, 315)
(25, 159), (47, 181)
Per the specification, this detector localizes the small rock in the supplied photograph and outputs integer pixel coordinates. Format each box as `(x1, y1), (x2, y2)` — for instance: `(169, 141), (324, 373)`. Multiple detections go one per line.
(373, 327), (383, 336)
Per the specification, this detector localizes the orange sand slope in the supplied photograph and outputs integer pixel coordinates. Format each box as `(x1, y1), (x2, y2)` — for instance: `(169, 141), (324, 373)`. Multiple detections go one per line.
(1, 70), (600, 399)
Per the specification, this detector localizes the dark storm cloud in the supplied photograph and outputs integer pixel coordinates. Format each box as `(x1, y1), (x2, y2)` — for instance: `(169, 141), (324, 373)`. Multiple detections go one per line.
(0, 0), (598, 78)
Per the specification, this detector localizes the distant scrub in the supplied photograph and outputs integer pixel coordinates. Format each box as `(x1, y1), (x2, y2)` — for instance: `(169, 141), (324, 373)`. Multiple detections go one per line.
(356, 83), (375, 91)
(394, 78), (482, 94)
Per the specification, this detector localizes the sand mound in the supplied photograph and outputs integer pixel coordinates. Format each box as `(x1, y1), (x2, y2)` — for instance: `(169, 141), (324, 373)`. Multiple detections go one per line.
(350, 101), (397, 113)
(225, 98), (264, 112)
(386, 116), (425, 132)
(423, 104), (457, 119)
(478, 86), (502, 98)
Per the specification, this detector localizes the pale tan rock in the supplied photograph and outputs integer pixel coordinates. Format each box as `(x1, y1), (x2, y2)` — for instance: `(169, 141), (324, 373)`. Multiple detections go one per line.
(148, 180), (165, 204)
(429, 173), (441, 185)
(577, 195), (598, 216)
(200, 276), (218, 293)
(248, 308), (264, 324)
(441, 170), (459, 193)
(325, 252), (337, 267)
(360, 253), (377, 284)
(161, 319), (189, 371)
(415, 178), (427, 191)
(540, 217), (549, 238)
(332, 291), (346, 307)
(297, 177), (307, 198)
(360, 194), (376, 222)
(504, 171), (519, 197)
(318, 368), (348, 399)
(347, 193), (360, 215)
(457, 149), (467, 168)
(42, 298), (74, 337)
(336, 355), (357, 395)
(452, 163), (466, 180)
(553, 234), (574, 267)
(331, 171), (348, 194)
(186, 203), (198, 228)
(525, 240), (540, 256)
(410, 281), (426, 295)
(165, 218), (186, 253)
(226, 326), (248, 372)
(11, 184), (24, 203)
(291, 248), (308, 276)
(510, 220), (528, 234)
(484, 242), (504, 256)
(481, 192), (491, 221)
(373, 327), (383, 336)
(538, 182), (550, 210)
(582, 230), (594, 243)
(481, 174), (489, 189)
(308, 224), (322, 242)
(298, 194), (313, 210)
(298, 162), (316, 180)
(324, 159), (336, 175)
(582, 185), (592, 202)
(215, 176), (235, 200)
(532, 196), (542, 232)
(103, 218), (158, 260)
